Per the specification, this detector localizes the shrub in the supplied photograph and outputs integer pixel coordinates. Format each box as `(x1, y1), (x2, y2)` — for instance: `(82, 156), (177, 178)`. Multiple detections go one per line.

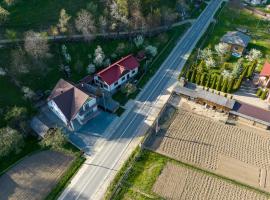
(196, 73), (201, 84)
(261, 89), (269, 100)
(40, 128), (67, 150)
(227, 78), (234, 93)
(190, 70), (196, 83)
(246, 61), (257, 78)
(216, 75), (223, 91)
(256, 88), (262, 97)
(205, 74), (211, 88)
(211, 75), (217, 89)
(0, 127), (24, 158)
(200, 73), (206, 86)
(221, 78), (228, 93)
(185, 70), (191, 81)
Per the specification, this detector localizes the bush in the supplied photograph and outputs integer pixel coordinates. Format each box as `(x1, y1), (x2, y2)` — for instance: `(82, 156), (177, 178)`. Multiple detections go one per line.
(200, 73), (206, 86)
(246, 61), (257, 78)
(261, 89), (269, 100)
(205, 74), (211, 88)
(40, 128), (67, 150)
(190, 70), (196, 83)
(211, 75), (217, 89)
(227, 78), (234, 93)
(0, 127), (24, 159)
(256, 88), (262, 97)
(221, 78), (228, 93)
(185, 70), (191, 81)
(196, 73), (201, 84)
(216, 75), (223, 91)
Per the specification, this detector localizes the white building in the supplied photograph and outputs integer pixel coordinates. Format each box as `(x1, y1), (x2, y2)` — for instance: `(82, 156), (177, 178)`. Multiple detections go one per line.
(47, 79), (98, 130)
(94, 55), (140, 92)
(245, 0), (267, 5)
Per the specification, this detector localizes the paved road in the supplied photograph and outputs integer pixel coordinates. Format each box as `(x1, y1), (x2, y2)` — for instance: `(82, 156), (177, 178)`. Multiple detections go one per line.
(59, 0), (224, 199)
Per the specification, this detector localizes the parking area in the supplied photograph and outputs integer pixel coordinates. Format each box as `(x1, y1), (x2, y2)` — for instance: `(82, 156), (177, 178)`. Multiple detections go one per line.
(39, 105), (118, 155)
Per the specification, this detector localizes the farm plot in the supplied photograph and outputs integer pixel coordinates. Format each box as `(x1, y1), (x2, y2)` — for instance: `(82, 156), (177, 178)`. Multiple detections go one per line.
(153, 163), (268, 200)
(146, 109), (270, 192)
(0, 150), (74, 200)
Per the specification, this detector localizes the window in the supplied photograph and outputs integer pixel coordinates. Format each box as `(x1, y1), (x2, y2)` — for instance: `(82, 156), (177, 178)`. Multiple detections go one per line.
(121, 76), (126, 81)
(114, 82), (118, 86)
(132, 70), (136, 74)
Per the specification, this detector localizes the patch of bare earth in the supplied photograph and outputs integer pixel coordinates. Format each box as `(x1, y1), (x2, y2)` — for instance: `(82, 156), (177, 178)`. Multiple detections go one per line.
(146, 109), (270, 192)
(153, 163), (268, 200)
(0, 150), (74, 200)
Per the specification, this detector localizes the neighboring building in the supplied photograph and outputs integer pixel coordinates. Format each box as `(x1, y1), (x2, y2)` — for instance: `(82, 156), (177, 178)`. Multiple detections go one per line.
(47, 79), (98, 130)
(258, 61), (270, 101)
(230, 101), (270, 130)
(245, 0), (267, 5)
(94, 55), (140, 92)
(220, 31), (251, 57)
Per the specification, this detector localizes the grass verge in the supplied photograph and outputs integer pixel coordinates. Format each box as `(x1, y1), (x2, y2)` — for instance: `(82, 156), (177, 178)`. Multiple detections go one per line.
(109, 149), (270, 200)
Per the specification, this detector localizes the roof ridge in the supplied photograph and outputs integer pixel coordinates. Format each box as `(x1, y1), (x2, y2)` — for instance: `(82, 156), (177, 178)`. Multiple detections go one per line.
(97, 54), (133, 75)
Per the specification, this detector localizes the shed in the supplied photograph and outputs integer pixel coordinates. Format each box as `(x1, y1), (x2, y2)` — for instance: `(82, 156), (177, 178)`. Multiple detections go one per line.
(31, 117), (49, 138)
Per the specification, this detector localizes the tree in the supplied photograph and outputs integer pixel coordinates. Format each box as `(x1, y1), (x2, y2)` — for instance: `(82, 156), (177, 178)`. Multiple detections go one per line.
(197, 60), (206, 74)
(99, 15), (108, 33)
(121, 82), (137, 96)
(24, 31), (49, 58)
(256, 88), (262, 97)
(231, 59), (243, 78)
(145, 45), (158, 57)
(260, 89), (269, 100)
(94, 45), (105, 67)
(110, 0), (129, 27)
(57, 9), (71, 33)
(227, 78), (234, 93)
(86, 2), (98, 16)
(87, 63), (96, 74)
(75, 9), (96, 39)
(198, 48), (213, 61)
(211, 75), (217, 89)
(200, 73), (206, 86)
(221, 78), (228, 93)
(205, 74), (211, 88)
(215, 42), (230, 62)
(10, 49), (30, 76)
(0, 127), (24, 158)
(247, 49), (262, 62)
(5, 29), (17, 41)
(205, 57), (216, 69)
(40, 128), (67, 150)
(196, 73), (201, 85)
(216, 75), (223, 91)
(247, 60), (257, 78)
(190, 70), (196, 83)
(0, 6), (9, 23)
(134, 35), (144, 48)
(185, 70), (192, 81)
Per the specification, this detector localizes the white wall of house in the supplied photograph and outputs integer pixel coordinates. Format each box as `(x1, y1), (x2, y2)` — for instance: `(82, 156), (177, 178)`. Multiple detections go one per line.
(94, 68), (138, 92)
(76, 98), (98, 122)
(48, 100), (68, 125)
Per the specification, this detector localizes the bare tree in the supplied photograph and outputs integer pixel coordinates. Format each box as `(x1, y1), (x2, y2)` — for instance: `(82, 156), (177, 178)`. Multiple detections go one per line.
(0, 6), (9, 23)
(75, 9), (96, 39)
(24, 31), (49, 58)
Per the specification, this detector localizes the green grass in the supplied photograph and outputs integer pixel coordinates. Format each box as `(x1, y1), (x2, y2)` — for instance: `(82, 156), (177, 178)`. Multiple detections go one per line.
(111, 150), (270, 200)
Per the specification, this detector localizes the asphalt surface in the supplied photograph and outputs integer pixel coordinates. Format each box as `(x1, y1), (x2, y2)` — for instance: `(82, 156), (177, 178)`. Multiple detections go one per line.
(59, 0), (224, 199)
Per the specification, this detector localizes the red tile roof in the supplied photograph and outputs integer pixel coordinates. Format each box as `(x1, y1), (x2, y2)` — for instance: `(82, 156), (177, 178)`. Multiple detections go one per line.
(260, 61), (270, 77)
(97, 55), (139, 85)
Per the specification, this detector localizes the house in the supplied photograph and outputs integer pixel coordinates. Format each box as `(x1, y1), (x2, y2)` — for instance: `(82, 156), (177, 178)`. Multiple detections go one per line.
(220, 31), (251, 57)
(258, 61), (270, 101)
(94, 55), (140, 92)
(245, 0), (267, 5)
(47, 79), (98, 130)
